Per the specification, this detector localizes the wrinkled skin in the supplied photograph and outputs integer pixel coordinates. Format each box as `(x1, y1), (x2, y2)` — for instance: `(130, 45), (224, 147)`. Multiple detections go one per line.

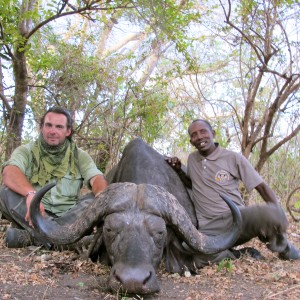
(104, 212), (166, 294)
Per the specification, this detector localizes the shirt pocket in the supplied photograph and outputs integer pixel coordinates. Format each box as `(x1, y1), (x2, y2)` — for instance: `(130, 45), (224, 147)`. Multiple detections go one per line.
(60, 174), (83, 197)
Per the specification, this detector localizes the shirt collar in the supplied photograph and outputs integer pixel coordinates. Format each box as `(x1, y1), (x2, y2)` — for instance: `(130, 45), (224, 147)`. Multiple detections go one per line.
(195, 143), (221, 161)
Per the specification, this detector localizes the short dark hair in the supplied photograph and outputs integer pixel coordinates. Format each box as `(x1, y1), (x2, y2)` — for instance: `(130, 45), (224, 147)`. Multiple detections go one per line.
(188, 119), (213, 135)
(40, 107), (74, 138)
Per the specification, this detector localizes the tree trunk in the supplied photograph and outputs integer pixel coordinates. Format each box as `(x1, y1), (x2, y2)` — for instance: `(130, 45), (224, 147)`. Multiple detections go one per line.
(5, 49), (28, 160)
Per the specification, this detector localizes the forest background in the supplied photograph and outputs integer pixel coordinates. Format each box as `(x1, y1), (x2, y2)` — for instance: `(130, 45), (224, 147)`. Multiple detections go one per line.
(0, 0), (299, 211)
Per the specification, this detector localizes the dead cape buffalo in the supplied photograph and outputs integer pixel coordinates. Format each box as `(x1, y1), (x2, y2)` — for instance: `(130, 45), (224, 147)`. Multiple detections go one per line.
(29, 138), (242, 294)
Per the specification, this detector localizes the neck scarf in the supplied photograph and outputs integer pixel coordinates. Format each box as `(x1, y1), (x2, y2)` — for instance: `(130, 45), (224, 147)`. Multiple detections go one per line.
(30, 134), (78, 186)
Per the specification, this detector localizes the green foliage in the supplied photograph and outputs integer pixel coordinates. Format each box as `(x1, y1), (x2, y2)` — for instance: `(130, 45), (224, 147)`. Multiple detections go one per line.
(128, 85), (170, 144)
(217, 258), (233, 274)
(0, 0), (299, 186)
(292, 192), (300, 209)
(77, 281), (85, 288)
(238, 0), (296, 16)
(0, 0), (21, 47)
(124, 0), (201, 62)
(249, 140), (300, 205)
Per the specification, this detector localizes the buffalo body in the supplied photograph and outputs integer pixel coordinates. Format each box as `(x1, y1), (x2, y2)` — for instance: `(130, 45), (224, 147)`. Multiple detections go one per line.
(30, 139), (242, 294)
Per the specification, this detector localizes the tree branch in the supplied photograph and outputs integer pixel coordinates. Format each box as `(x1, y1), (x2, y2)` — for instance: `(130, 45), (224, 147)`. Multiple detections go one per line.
(25, 1), (134, 42)
(266, 123), (300, 158)
(0, 91), (12, 113)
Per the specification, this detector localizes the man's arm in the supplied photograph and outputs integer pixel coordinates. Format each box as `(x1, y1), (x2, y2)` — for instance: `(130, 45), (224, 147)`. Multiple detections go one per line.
(255, 182), (279, 205)
(2, 165), (45, 225)
(90, 174), (108, 196)
(164, 156), (192, 189)
(2, 165), (35, 197)
(176, 169), (192, 189)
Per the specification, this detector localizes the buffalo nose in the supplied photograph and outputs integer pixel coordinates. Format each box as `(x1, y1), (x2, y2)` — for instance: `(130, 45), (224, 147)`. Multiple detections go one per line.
(110, 264), (160, 294)
(115, 268), (151, 285)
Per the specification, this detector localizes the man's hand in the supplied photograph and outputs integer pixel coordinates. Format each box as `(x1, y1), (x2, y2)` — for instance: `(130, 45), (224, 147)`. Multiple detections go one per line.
(90, 175), (108, 197)
(164, 156), (192, 189)
(164, 156), (182, 172)
(25, 193), (45, 227)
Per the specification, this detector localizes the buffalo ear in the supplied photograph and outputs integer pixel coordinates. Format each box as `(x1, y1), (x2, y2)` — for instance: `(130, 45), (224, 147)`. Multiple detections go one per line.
(164, 230), (196, 274)
(86, 226), (108, 262)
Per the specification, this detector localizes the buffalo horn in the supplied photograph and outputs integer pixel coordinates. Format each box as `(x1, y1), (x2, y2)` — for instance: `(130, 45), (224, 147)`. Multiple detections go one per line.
(30, 182), (110, 245)
(142, 185), (242, 254)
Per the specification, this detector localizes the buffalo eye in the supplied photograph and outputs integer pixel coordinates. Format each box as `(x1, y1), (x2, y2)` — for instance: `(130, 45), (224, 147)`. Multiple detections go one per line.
(103, 213), (124, 240)
(103, 225), (118, 242)
(152, 230), (166, 248)
(144, 215), (167, 248)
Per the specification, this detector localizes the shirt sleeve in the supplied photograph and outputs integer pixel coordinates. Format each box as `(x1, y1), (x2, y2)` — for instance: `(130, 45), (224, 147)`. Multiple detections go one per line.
(236, 154), (263, 192)
(77, 148), (103, 188)
(2, 145), (31, 174)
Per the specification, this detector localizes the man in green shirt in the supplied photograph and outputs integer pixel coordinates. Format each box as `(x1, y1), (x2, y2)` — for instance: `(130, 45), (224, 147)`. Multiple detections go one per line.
(166, 119), (299, 263)
(0, 107), (108, 247)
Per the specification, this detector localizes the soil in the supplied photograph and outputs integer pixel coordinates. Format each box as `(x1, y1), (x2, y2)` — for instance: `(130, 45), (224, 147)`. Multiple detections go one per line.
(0, 219), (299, 300)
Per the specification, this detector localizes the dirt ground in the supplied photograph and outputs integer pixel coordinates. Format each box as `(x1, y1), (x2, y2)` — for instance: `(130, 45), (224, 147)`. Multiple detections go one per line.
(0, 219), (299, 300)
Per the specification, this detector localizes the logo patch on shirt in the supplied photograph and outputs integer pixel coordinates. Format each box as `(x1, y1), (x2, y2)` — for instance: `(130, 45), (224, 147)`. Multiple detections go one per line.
(215, 170), (230, 183)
